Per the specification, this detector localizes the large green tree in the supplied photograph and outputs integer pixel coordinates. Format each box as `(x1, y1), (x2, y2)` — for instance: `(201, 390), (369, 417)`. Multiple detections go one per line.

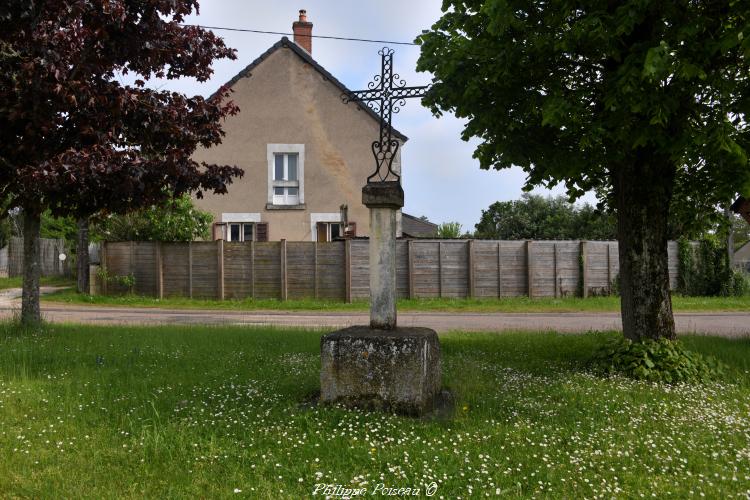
(418, 1), (750, 341)
(475, 194), (616, 240)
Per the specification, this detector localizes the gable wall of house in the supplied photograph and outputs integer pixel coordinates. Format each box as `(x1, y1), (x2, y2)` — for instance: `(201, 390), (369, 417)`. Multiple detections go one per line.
(192, 44), (403, 241)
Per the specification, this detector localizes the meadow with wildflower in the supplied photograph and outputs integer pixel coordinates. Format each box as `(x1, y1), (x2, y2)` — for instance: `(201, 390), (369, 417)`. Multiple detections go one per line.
(0, 324), (748, 498)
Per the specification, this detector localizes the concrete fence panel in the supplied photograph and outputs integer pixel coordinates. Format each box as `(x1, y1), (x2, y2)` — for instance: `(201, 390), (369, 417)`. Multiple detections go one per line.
(2, 237), (70, 278)
(97, 239), (685, 301)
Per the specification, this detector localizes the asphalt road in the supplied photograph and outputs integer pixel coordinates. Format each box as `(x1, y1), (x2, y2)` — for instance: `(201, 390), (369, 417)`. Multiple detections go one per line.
(0, 293), (748, 336)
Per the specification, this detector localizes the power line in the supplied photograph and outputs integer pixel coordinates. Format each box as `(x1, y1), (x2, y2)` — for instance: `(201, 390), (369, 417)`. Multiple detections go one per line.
(181, 24), (419, 46)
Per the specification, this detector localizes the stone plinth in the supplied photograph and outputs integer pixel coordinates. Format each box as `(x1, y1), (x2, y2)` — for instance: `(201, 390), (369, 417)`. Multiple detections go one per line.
(320, 326), (441, 416)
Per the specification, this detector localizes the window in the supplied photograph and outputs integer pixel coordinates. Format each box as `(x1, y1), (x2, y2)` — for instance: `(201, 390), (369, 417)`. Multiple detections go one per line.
(316, 222), (343, 242)
(227, 222), (254, 242)
(221, 222), (269, 242)
(219, 213), (266, 242)
(267, 144), (305, 208)
(273, 153), (299, 205)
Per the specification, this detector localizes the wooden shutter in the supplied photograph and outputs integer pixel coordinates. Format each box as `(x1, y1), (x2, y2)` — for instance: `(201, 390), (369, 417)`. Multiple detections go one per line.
(317, 222), (328, 242)
(344, 221), (357, 238)
(255, 222), (269, 242)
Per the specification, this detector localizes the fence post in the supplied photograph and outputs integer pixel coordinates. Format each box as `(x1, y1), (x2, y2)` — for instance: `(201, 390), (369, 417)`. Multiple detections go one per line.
(101, 242), (108, 296)
(280, 239), (287, 301)
(606, 243), (612, 295)
(527, 240), (534, 298)
(156, 242), (163, 299)
(345, 239), (352, 303)
(5, 239), (11, 277)
(408, 239), (415, 299)
(188, 241), (193, 299)
(438, 241), (443, 298)
(250, 241), (255, 299)
(130, 241), (135, 292)
(497, 241), (502, 298)
(314, 241), (318, 299)
(217, 239), (225, 300)
(580, 240), (588, 298)
(553, 243), (558, 299)
(467, 239), (475, 298)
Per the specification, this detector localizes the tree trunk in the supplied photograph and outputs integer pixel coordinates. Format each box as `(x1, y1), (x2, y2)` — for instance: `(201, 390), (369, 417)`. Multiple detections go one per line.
(614, 156), (676, 342)
(21, 209), (42, 326)
(725, 206), (734, 268)
(76, 218), (90, 294)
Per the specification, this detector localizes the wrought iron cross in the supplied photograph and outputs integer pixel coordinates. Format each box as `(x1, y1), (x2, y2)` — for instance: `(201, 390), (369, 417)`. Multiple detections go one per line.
(343, 48), (430, 184)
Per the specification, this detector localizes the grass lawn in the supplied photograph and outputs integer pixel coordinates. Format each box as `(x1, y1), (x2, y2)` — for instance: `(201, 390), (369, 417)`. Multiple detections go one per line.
(0, 324), (748, 498)
(0, 276), (75, 290)
(41, 289), (750, 312)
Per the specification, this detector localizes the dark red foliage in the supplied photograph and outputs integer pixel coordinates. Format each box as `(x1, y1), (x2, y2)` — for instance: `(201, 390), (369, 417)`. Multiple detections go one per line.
(0, 0), (243, 217)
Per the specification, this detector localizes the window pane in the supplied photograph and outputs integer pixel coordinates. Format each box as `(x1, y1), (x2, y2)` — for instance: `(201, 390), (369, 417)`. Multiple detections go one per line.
(274, 187), (284, 195)
(287, 154), (298, 180)
(330, 223), (341, 240)
(229, 224), (240, 242)
(288, 187), (298, 196)
(243, 224), (254, 242)
(274, 154), (284, 180)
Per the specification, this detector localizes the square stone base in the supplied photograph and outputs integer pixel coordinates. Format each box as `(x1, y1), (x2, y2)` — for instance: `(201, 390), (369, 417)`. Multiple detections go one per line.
(320, 326), (441, 416)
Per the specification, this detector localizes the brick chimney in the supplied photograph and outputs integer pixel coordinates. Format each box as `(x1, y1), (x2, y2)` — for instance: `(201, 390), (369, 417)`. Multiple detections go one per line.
(292, 9), (313, 54)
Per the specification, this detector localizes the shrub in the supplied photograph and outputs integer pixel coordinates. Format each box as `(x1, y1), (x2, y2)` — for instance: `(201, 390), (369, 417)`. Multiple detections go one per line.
(95, 194), (213, 242)
(592, 336), (726, 383)
(437, 222), (463, 239)
(96, 268), (135, 294)
(724, 269), (749, 297)
(678, 237), (744, 296)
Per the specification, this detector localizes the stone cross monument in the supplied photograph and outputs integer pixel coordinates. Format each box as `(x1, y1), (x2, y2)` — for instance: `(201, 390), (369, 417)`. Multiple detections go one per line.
(320, 48), (442, 416)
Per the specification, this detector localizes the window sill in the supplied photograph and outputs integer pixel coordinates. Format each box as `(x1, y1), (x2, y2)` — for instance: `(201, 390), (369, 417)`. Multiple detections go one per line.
(266, 203), (306, 211)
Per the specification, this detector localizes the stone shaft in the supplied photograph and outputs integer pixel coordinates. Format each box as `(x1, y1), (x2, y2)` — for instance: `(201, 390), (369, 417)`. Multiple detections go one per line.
(369, 206), (398, 329)
(362, 182), (403, 330)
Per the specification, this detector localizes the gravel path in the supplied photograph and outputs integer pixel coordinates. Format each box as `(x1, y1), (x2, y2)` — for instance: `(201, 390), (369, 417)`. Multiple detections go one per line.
(0, 292), (747, 337)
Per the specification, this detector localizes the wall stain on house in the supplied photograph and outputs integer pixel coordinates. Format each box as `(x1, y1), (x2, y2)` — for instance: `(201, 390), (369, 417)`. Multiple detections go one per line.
(292, 61), (357, 203)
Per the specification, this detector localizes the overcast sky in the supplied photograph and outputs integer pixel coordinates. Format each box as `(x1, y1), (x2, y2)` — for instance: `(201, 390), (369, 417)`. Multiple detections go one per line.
(160, 0), (598, 231)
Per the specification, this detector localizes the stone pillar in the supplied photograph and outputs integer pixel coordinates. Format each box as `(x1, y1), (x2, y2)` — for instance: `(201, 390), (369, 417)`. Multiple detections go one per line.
(320, 181), (444, 417)
(362, 182), (403, 330)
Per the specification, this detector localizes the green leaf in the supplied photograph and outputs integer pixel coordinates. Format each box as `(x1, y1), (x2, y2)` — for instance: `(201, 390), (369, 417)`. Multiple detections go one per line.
(642, 41), (670, 80)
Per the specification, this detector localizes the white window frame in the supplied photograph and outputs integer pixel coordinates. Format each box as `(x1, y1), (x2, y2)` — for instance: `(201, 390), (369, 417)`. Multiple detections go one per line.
(226, 222), (255, 242)
(267, 144), (305, 206)
(310, 213), (341, 242)
(221, 213), (261, 242)
(320, 222), (343, 242)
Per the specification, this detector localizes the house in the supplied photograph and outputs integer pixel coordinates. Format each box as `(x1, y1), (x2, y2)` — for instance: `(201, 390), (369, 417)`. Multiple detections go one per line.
(731, 196), (750, 225)
(401, 213), (438, 238)
(192, 10), (417, 242)
(734, 241), (750, 272)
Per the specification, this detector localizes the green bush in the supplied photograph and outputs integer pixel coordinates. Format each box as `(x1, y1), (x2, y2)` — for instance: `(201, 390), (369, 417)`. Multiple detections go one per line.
(96, 268), (135, 293)
(678, 237), (745, 296)
(95, 194), (213, 242)
(592, 336), (726, 383)
(724, 269), (749, 297)
(436, 221), (463, 239)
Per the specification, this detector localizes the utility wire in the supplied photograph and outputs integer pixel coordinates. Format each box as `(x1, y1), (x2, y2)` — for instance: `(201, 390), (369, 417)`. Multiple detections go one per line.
(182, 24), (420, 46)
